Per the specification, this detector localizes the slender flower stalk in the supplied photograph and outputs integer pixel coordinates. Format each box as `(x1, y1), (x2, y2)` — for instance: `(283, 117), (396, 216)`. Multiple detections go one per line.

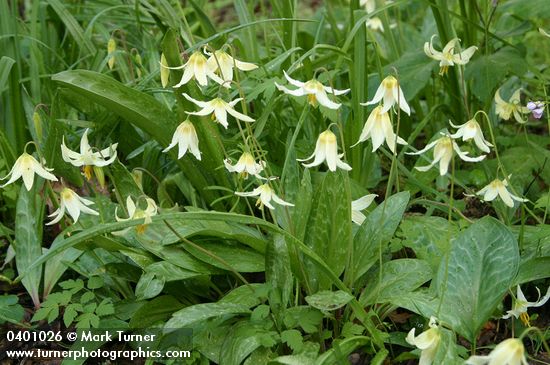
(183, 93), (254, 129)
(275, 71), (350, 110)
(47, 188), (98, 225)
(298, 130), (352, 171)
(0, 152), (58, 191)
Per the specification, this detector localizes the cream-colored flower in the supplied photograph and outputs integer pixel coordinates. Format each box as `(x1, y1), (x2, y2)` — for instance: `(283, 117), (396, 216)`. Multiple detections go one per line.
(183, 93), (254, 129)
(540, 28), (550, 38)
(275, 71), (350, 110)
(366, 17), (384, 32)
(168, 51), (223, 88)
(465, 338), (528, 365)
(351, 194), (377, 225)
(115, 196), (158, 235)
(406, 316), (440, 365)
(476, 177), (528, 208)
(353, 105), (407, 152)
(449, 118), (492, 153)
(502, 285), (550, 326)
(224, 152), (266, 179)
(0, 152), (58, 191)
(363, 75), (410, 115)
(424, 35), (477, 75)
(61, 129), (118, 181)
(360, 0), (375, 13)
(407, 134), (485, 176)
(298, 130), (352, 172)
(494, 88), (529, 124)
(235, 183), (293, 210)
(206, 49), (257, 85)
(47, 188), (98, 225)
(163, 120), (201, 160)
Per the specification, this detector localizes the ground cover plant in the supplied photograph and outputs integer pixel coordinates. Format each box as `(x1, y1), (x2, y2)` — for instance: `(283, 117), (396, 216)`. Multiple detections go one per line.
(0, 0), (549, 364)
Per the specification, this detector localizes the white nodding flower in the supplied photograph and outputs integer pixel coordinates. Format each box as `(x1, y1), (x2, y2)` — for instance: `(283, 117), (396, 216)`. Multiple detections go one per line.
(449, 118), (492, 153)
(224, 152), (266, 179)
(205, 49), (258, 85)
(494, 88), (529, 124)
(115, 196), (158, 235)
(424, 35), (477, 75)
(275, 71), (350, 110)
(360, 0), (376, 13)
(0, 152), (58, 191)
(351, 194), (377, 225)
(406, 317), (440, 365)
(465, 338), (528, 365)
(366, 17), (384, 32)
(163, 120), (201, 160)
(407, 134), (485, 176)
(502, 285), (550, 326)
(298, 130), (352, 172)
(476, 176), (528, 208)
(47, 188), (98, 225)
(61, 129), (118, 181)
(183, 93), (254, 129)
(353, 105), (407, 153)
(235, 183), (294, 210)
(168, 51), (223, 88)
(363, 75), (410, 115)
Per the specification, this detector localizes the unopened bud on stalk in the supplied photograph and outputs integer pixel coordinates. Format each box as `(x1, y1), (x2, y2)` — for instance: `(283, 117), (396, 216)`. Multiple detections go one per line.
(107, 37), (116, 69)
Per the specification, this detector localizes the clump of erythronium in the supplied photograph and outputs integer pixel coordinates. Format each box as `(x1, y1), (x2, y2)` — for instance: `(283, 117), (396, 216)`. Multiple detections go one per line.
(235, 182), (293, 210)
(224, 152), (266, 179)
(205, 49), (258, 85)
(364, 75), (411, 115)
(298, 129), (352, 171)
(474, 176), (528, 208)
(0, 151), (57, 191)
(61, 129), (118, 183)
(405, 316), (441, 365)
(163, 120), (201, 160)
(526, 101), (545, 119)
(407, 133), (485, 176)
(424, 35), (477, 75)
(47, 187), (98, 225)
(465, 338), (529, 365)
(494, 88), (530, 124)
(114, 196), (158, 235)
(351, 194), (377, 225)
(353, 105), (407, 153)
(448, 118), (492, 153)
(502, 285), (550, 326)
(275, 71), (350, 110)
(182, 93), (254, 129)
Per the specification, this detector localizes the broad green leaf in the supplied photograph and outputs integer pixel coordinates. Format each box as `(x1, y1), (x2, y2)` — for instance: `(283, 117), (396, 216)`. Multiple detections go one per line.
(145, 261), (203, 281)
(135, 272), (165, 300)
(45, 0), (95, 54)
(15, 184), (43, 307)
(349, 191), (410, 284)
(266, 234), (293, 311)
(43, 247), (82, 297)
(514, 257), (550, 285)
(184, 242), (265, 273)
(165, 302), (251, 330)
(304, 170), (352, 291)
(129, 295), (184, 328)
(109, 160), (143, 202)
(0, 295), (24, 325)
(315, 336), (370, 365)
(219, 322), (277, 365)
(305, 290), (354, 311)
(359, 259), (432, 305)
(435, 216), (519, 342)
(220, 284), (267, 309)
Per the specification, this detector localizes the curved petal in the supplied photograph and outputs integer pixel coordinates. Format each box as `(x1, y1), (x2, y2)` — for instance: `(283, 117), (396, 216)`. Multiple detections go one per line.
(453, 46), (478, 65)
(182, 93), (210, 108)
(226, 105), (255, 122)
(283, 71), (305, 88)
(275, 83), (305, 97)
(315, 91), (341, 109)
(235, 59), (258, 71)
